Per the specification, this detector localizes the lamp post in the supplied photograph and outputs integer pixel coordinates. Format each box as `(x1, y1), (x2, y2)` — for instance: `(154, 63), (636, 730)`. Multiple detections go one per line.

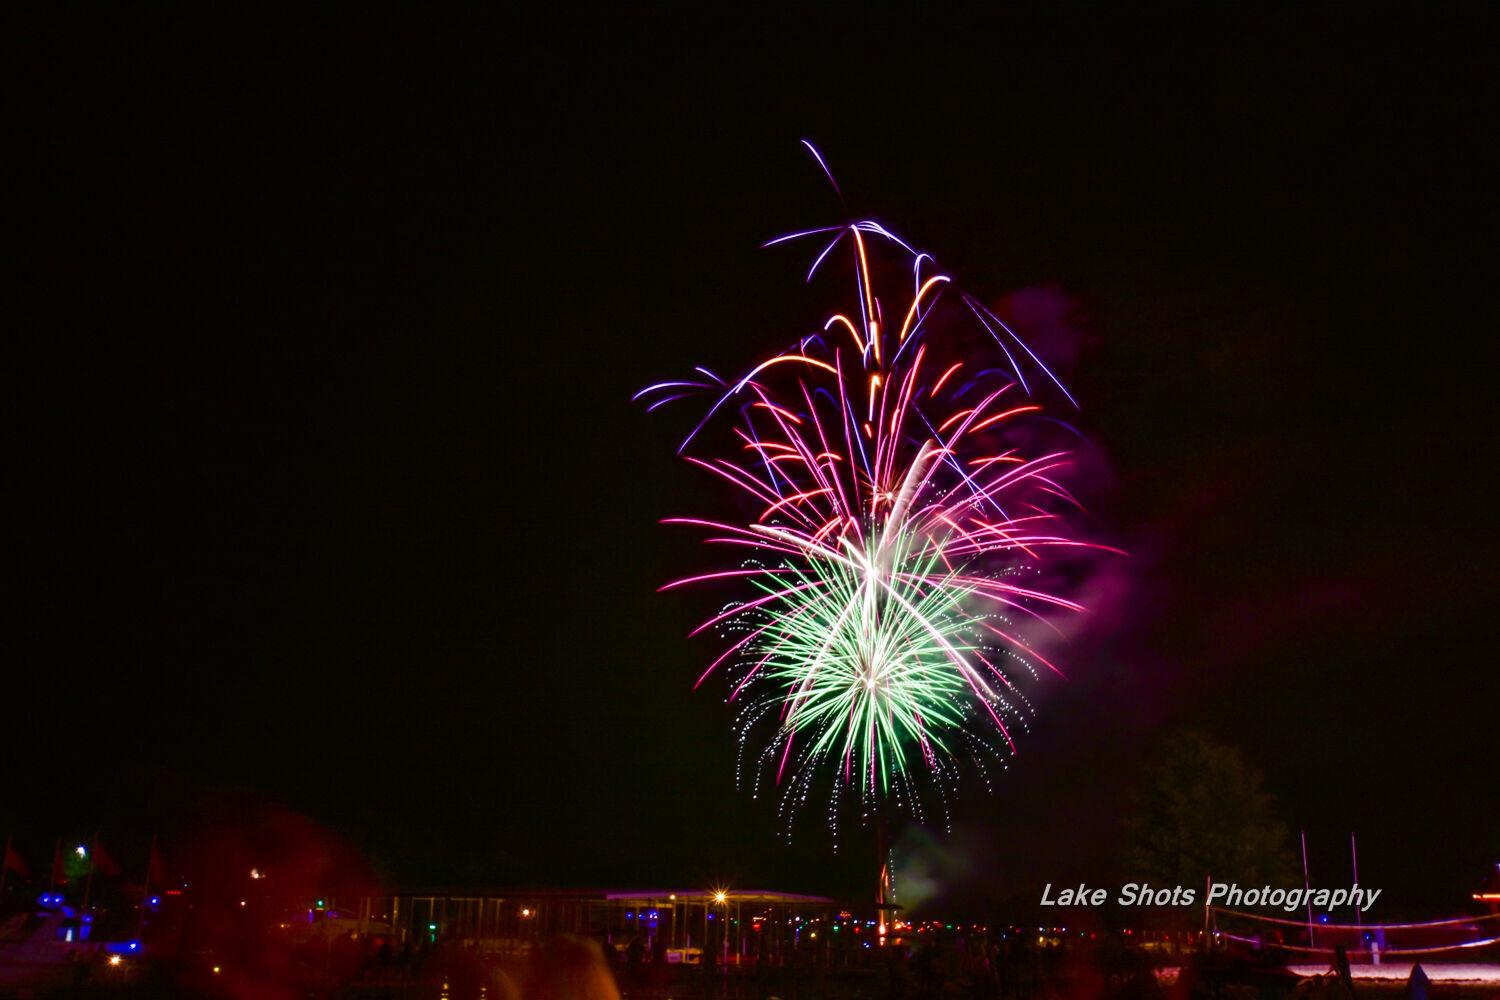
(714, 890), (730, 970)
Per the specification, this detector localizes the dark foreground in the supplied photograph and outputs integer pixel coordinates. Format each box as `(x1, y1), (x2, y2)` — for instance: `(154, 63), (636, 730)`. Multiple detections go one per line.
(14, 944), (1500, 1000)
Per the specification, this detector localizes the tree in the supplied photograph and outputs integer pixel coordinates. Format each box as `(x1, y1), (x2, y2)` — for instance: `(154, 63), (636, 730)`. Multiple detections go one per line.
(1123, 731), (1295, 895)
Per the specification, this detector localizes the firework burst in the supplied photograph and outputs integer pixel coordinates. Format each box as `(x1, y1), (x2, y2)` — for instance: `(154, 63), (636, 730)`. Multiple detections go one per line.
(640, 152), (1109, 838)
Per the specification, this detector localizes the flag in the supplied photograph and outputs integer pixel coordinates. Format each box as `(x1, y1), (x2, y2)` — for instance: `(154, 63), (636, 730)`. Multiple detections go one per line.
(91, 840), (122, 878)
(51, 841), (67, 886)
(2, 839), (29, 880)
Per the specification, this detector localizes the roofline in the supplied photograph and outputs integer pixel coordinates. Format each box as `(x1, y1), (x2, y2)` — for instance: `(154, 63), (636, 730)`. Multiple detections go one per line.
(333, 886), (843, 905)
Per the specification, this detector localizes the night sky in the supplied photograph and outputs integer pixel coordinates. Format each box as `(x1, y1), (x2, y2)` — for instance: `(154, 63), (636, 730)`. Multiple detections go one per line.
(8, 14), (1496, 916)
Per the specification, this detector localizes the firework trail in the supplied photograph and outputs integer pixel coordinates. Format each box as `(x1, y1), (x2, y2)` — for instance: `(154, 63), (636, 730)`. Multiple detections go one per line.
(638, 146), (1110, 838)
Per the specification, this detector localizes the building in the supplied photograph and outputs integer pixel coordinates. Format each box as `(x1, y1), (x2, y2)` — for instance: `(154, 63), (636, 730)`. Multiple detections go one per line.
(314, 886), (861, 964)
